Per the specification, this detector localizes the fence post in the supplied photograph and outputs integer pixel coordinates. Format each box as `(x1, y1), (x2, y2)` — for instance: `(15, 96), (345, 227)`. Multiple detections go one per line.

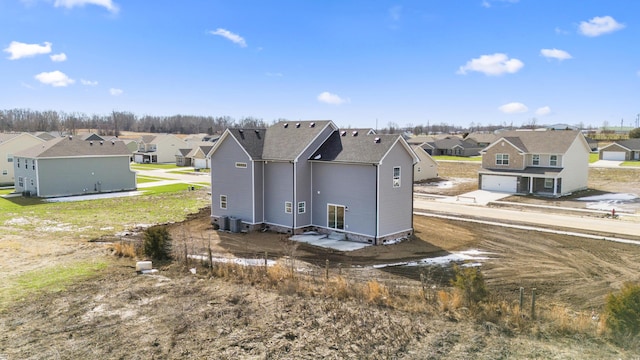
(531, 288), (537, 320)
(264, 252), (268, 273)
(519, 287), (524, 312)
(325, 259), (329, 280)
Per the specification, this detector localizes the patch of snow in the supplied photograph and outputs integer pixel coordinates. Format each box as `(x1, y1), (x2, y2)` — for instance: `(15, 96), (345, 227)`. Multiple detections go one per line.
(577, 193), (638, 201)
(382, 237), (407, 245)
(5, 217), (30, 226)
(188, 254), (276, 267)
(372, 249), (492, 269)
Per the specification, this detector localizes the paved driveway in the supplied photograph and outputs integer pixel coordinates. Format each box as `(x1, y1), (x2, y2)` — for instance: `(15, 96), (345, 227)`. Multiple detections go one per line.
(590, 160), (622, 168)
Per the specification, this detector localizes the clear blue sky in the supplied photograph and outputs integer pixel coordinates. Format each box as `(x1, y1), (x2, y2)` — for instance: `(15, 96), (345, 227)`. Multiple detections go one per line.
(2, 0), (639, 130)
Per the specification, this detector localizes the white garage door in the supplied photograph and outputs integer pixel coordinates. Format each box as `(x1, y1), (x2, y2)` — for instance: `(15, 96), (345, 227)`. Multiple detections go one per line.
(134, 154), (143, 163)
(602, 151), (626, 161)
(194, 158), (207, 169)
(481, 175), (517, 193)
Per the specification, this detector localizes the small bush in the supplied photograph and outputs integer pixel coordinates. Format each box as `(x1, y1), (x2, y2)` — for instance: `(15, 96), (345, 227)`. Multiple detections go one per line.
(451, 264), (488, 307)
(143, 226), (172, 260)
(111, 242), (137, 258)
(605, 282), (640, 345)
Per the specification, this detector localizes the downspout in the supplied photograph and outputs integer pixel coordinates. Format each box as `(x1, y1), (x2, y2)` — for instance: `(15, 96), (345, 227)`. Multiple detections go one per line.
(292, 160), (296, 232)
(35, 159), (40, 197)
(375, 163), (379, 243)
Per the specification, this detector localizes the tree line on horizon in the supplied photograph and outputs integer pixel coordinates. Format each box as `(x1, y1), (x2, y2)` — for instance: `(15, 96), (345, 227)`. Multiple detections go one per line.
(0, 108), (610, 137)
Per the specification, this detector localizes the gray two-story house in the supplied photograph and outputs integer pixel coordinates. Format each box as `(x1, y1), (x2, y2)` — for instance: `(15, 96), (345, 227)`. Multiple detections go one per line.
(13, 136), (136, 198)
(209, 120), (418, 245)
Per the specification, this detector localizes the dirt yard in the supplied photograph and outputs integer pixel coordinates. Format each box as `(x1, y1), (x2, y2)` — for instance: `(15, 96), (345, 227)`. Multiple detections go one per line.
(1, 162), (640, 359)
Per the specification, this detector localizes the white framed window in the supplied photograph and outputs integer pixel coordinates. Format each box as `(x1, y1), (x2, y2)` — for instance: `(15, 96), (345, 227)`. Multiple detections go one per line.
(219, 195), (227, 209)
(544, 178), (554, 189)
(235, 162), (247, 168)
(2, 170), (7, 175)
(16, 158), (20, 168)
(285, 201), (292, 214)
(32, 161), (35, 170)
(532, 154), (540, 166)
(7, 154), (12, 162)
(18, 177), (23, 187)
(549, 155), (558, 166)
(298, 201), (306, 214)
(393, 167), (401, 188)
(30, 179), (34, 186)
(496, 154), (509, 165)
(327, 204), (345, 230)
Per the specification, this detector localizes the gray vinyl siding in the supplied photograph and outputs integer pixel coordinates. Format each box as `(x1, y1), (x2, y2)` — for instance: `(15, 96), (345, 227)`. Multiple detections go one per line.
(210, 137), (254, 222)
(264, 161), (294, 227)
(21, 156), (134, 198)
(13, 157), (36, 194)
(253, 161), (264, 223)
(378, 142), (414, 236)
(295, 125), (335, 228)
(311, 162), (377, 236)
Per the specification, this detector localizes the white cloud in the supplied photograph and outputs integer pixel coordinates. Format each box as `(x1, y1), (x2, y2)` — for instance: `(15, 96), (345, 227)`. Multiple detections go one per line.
(578, 16), (624, 37)
(457, 53), (524, 76)
(50, 53), (67, 62)
(54, 0), (119, 13)
(482, 0), (519, 8)
(4, 41), (52, 60)
(317, 91), (349, 105)
(34, 70), (75, 87)
(81, 79), (98, 86)
(535, 106), (551, 116)
(498, 102), (528, 114)
(540, 48), (572, 61)
(109, 88), (123, 96)
(210, 28), (247, 48)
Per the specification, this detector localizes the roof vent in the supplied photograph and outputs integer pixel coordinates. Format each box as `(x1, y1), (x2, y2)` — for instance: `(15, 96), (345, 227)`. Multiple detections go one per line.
(100, 141), (104, 145)
(309, 122), (315, 128)
(374, 137), (381, 143)
(255, 129), (260, 134)
(238, 129), (244, 133)
(111, 140), (115, 145)
(89, 141), (93, 146)
(296, 123), (300, 128)
(340, 131), (347, 137)
(352, 131), (358, 137)
(283, 123), (288, 128)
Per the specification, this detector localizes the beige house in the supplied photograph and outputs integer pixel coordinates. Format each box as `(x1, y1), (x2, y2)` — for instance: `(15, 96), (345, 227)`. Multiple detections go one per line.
(133, 134), (187, 163)
(599, 139), (640, 161)
(412, 145), (438, 181)
(479, 129), (590, 196)
(0, 133), (46, 185)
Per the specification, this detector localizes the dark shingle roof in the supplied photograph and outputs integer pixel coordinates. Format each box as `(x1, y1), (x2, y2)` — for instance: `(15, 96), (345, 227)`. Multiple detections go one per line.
(227, 128), (266, 160)
(615, 138), (640, 150)
(310, 131), (403, 164)
(15, 136), (132, 158)
(177, 148), (191, 156)
(262, 120), (334, 160)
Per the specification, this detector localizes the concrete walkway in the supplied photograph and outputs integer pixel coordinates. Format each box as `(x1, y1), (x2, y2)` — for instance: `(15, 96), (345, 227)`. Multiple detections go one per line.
(590, 160), (623, 168)
(433, 190), (512, 206)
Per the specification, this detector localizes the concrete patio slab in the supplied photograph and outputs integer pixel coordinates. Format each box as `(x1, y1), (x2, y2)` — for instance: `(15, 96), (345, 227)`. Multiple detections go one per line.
(290, 232), (371, 251)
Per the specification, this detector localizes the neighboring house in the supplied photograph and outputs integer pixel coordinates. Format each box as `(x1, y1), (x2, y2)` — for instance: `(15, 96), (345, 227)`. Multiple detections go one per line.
(599, 139), (640, 161)
(585, 137), (599, 152)
(209, 121), (418, 245)
(479, 129), (590, 196)
(412, 145), (438, 181)
(430, 136), (484, 157)
(13, 136), (136, 198)
(175, 148), (192, 166)
(33, 132), (57, 141)
(83, 133), (106, 141)
(133, 134), (187, 163)
(0, 133), (46, 185)
(190, 145), (213, 169)
(465, 132), (498, 148)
